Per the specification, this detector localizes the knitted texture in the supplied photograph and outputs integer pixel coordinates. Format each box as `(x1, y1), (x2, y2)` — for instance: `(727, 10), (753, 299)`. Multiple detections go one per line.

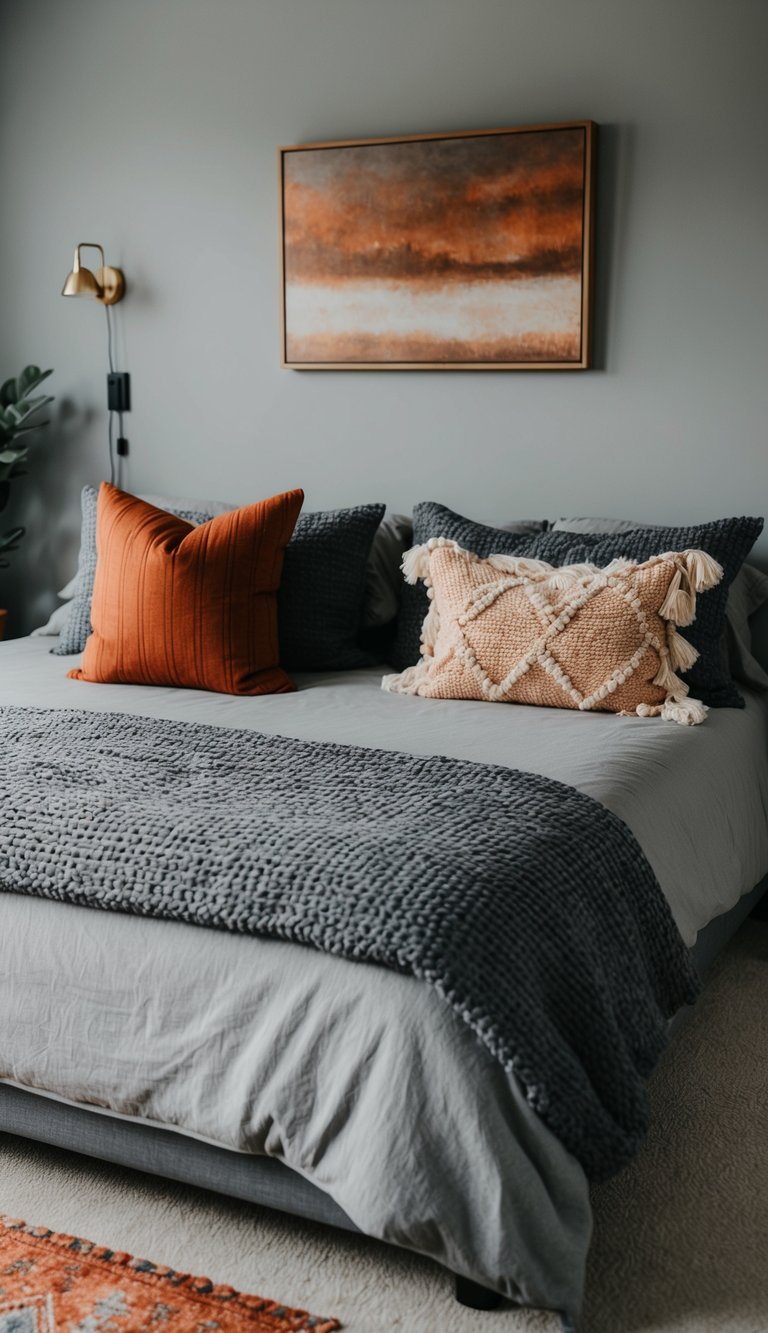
(383, 542), (722, 725)
(53, 486), (215, 656)
(528, 518), (764, 707)
(392, 501), (549, 671)
(389, 503), (548, 670)
(278, 503), (385, 670)
(0, 705), (699, 1178)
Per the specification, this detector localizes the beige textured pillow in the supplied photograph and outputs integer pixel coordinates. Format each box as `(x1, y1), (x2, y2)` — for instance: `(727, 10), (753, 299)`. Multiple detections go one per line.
(382, 540), (723, 726)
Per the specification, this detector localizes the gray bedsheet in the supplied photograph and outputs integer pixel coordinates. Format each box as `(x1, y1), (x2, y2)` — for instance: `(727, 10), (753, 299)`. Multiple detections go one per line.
(1, 636), (767, 1314)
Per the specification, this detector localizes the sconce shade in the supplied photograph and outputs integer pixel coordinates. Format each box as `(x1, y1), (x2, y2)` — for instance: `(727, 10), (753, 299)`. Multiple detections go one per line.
(61, 243), (125, 305)
(62, 265), (101, 297)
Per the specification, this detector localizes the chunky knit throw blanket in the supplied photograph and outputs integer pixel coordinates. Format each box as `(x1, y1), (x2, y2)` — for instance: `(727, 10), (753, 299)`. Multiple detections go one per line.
(0, 706), (700, 1179)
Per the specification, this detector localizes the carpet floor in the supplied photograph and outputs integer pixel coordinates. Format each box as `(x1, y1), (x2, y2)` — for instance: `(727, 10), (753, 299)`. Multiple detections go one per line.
(1, 919), (766, 1333)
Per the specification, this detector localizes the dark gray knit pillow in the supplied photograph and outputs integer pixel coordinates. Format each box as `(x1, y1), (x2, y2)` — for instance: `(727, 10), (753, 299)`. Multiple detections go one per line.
(278, 503), (385, 671)
(52, 487), (216, 656)
(388, 503), (549, 671)
(527, 516), (764, 708)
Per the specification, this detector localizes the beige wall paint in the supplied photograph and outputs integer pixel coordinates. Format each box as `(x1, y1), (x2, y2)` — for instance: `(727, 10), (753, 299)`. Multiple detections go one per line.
(0, 0), (766, 634)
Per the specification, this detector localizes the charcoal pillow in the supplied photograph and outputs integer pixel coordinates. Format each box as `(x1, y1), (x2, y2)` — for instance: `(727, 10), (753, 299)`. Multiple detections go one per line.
(389, 503), (549, 671)
(53, 487), (216, 656)
(278, 503), (385, 670)
(528, 517), (764, 707)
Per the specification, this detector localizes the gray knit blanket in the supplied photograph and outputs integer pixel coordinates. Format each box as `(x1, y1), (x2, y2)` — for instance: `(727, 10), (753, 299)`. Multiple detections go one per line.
(0, 706), (699, 1178)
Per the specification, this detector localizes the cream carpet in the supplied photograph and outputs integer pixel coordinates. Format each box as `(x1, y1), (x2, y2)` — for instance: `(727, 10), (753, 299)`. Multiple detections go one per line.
(1, 919), (766, 1332)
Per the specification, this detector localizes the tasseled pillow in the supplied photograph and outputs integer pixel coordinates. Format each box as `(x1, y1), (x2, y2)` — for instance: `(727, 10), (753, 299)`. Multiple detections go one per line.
(382, 540), (723, 726)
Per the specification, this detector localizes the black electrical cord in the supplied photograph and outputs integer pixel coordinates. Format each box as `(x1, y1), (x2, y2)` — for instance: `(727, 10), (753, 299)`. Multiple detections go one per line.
(106, 306), (116, 483)
(108, 409), (116, 486)
(105, 305), (115, 374)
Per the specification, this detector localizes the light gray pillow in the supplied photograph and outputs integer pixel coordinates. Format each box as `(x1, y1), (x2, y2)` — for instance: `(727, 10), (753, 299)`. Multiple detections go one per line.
(551, 515), (646, 534)
(722, 563), (768, 690)
(364, 513), (413, 627)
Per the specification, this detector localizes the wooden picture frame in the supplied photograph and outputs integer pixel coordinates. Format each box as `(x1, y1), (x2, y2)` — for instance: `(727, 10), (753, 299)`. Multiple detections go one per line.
(279, 120), (596, 371)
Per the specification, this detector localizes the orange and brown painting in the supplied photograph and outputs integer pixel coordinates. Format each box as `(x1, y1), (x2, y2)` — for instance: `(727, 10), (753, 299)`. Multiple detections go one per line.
(281, 124), (592, 367)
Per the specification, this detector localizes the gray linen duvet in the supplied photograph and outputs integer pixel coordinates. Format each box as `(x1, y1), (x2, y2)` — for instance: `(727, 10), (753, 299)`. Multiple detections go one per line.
(1, 637), (768, 1315)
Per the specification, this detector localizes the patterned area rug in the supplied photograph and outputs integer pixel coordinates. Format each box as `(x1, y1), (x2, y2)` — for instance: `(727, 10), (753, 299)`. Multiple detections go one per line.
(0, 1216), (340, 1332)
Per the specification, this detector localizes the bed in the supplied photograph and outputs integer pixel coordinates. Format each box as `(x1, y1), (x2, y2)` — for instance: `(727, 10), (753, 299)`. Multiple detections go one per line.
(1, 633), (767, 1325)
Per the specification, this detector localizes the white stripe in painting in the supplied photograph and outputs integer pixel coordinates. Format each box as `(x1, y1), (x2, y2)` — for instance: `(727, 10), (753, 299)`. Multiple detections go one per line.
(285, 276), (581, 341)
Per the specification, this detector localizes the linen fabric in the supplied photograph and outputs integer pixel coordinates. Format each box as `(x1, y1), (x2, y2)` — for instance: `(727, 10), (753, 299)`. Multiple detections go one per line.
(68, 484), (303, 695)
(0, 702), (699, 1179)
(278, 503), (385, 670)
(3, 636), (768, 1313)
(389, 503), (549, 669)
(529, 517), (763, 707)
(384, 541), (721, 724)
(53, 486), (218, 656)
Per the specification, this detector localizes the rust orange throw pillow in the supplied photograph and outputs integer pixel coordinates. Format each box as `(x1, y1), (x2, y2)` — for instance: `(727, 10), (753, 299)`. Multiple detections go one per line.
(69, 483), (303, 695)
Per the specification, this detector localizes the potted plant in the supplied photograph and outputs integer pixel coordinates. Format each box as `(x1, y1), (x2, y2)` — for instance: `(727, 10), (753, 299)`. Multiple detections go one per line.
(0, 365), (54, 640)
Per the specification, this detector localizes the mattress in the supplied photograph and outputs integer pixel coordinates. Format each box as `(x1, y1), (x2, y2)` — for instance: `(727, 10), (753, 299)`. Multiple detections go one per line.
(1, 635), (767, 1314)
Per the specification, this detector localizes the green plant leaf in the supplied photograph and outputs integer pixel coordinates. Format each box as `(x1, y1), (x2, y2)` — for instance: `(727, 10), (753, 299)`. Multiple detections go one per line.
(9, 420), (49, 435)
(0, 452), (25, 480)
(17, 366), (53, 398)
(5, 395), (54, 427)
(0, 378), (18, 408)
(0, 450), (20, 464)
(0, 524), (24, 551)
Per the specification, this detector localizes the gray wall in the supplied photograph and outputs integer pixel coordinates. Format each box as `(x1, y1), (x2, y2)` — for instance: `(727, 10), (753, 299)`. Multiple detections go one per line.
(1, 0), (766, 635)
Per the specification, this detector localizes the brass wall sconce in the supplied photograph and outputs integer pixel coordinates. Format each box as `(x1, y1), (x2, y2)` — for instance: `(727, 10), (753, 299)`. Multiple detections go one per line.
(61, 240), (130, 483)
(61, 243), (125, 305)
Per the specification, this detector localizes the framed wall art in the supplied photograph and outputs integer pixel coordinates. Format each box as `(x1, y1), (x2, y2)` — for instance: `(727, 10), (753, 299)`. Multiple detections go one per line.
(279, 120), (596, 371)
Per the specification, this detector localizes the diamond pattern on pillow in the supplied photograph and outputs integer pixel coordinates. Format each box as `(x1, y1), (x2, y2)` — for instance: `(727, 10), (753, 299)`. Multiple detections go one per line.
(388, 502), (549, 670)
(384, 541), (723, 725)
(528, 517), (763, 707)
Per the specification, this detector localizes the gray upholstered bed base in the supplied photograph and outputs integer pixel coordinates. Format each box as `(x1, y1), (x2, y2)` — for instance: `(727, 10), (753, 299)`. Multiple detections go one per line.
(1, 876), (765, 1297)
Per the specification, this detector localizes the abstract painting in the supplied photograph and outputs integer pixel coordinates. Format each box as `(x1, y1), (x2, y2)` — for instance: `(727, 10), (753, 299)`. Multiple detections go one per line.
(279, 121), (595, 370)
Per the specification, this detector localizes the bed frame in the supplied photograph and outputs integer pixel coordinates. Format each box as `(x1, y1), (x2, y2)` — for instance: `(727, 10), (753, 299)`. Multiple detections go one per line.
(1, 875), (765, 1315)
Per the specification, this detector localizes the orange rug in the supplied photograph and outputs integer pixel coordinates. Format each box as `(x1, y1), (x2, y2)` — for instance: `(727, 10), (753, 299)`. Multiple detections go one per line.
(0, 1215), (340, 1331)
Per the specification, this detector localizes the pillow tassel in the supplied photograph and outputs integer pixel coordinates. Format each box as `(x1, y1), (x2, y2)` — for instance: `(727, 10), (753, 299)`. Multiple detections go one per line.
(419, 598), (440, 656)
(660, 697), (709, 726)
(652, 653), (689, 696)
(382, 667), (419, 695)
(666, 624), (699, 673)
(682, 548), (724, 592)
(658, 568), (696, 626)
(401, 543), (434, 586)
(632, 696), (708, 725)
(487, 554), (552, 577)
